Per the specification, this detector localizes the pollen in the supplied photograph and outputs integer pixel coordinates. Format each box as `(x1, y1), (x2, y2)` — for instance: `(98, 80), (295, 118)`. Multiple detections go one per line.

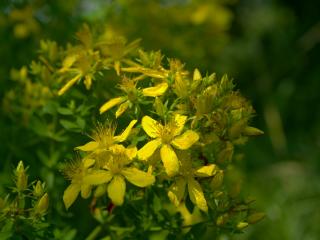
(91, 122), (116, 148)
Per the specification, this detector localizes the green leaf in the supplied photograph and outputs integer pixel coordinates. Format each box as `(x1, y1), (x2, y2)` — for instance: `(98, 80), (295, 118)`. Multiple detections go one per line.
(57, 107), (73, 115)
(0, 220), (14, 240)
(76, 117), (86, 129)
(42, 101), (59, 115)
(59, 119), (79, 130)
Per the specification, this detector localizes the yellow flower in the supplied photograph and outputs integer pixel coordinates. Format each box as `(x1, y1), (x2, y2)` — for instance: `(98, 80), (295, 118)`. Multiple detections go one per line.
(96, 30), (140, 75)
(168, 154), (217, 212)
(63, 157), (95, 209)
(58, 50), (100, 96)
(138, 114), (199, 176)
(76, 120), (137, 154)
(83, 144), (155, 205)
(99, 77), (168, 117)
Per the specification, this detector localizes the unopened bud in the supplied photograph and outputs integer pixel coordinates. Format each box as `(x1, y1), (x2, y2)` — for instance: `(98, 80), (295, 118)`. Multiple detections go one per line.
(154, 97), (166, 117)
(94, 184), (107, 198)
(34, 193), (49, 215)
(211, 170), (224, 189)
(16, 161), (28, 191)
(243, 126), (264, 136)
(236, 221), (249, 230)
(220, 74), (231, 92)
(217, 142), (234, 164)
(213, 191), (223, 198)
(33, 181), (44, 197)
(233, 205), (248, 212)
(174, 72), (188, 98)
(193, 68), (202, 81)
(247, 212), (265, 224)
(228, 120), (246, 139)
(216, 213), (228, 226)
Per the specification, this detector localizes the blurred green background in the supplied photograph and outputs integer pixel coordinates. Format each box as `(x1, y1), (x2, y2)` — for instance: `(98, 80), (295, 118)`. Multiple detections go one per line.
(1, 0), (319, 239)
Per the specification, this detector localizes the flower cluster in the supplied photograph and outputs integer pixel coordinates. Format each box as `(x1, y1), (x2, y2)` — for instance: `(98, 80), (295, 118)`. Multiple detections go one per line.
(3, 23), (264, 236)
(60, 26), (263, 219)
(63, 120), (155, 208)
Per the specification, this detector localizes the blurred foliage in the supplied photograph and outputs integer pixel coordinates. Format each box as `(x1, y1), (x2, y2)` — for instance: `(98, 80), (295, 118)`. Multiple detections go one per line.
(0, 161), (50, 239)
(1, 0), (319, 239)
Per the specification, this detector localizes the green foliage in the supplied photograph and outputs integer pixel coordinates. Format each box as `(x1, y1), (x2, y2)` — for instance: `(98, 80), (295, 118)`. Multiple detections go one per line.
(0, 161), (50, 239)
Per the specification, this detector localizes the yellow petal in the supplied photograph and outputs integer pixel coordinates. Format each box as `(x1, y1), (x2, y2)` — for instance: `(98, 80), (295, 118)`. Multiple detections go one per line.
(107, 175), (126, 206)
(168, 177), (186, 206)
(126, 146), (137, 160)
(84, 75), (92, 90)
(114, 119), (137, 142)
(160, 144), (179, 176)
(142, 82), (168, 97)
(194, 164), (217, 177)
(141, 69), (167, 79)
(122, 167), (155, 187)
(76, 141), (99, 152)
(61, 54), (77, 70)
(58, 74), (82, 96)
(81, 184), (92, 199)
(115, 100), (130, 118)
(172, 114), (187, 136)
(141, 116), (163, 138)
(187, 177), (208, 212)
(99, 97), (125, 114)
(172, 130), (199, 150)
(114, 60), (121, 76)
(193, 68), (202, 81)
(137, 139), (161, 160)
(83, 170), (113, 185)
(121, 67), (167, 79)
(82, 158), (95, 169)
(63, 183), (80, 209)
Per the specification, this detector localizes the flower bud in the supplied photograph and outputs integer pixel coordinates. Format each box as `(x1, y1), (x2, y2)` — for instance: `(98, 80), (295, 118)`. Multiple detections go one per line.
(247, 212), (265, 224)
(213, 191), (223, 198)
(228, 120), (246, 139)
(34, 193), (49, 215)
(193, 68), (202, 81)
(217, 142), (233, 164)
(33, 180), (44, 197)
(94, 184), (107, 198)
(153, 97), (166, 117)
(243, 126), (264, 136)
(174, 72), (189, 98)
(216, 213), (228, 226)
(211, 170), (224, 189)
(220, 74), (233, 92)
(236, 221), (249, 230)
(16, 161), (28, 191)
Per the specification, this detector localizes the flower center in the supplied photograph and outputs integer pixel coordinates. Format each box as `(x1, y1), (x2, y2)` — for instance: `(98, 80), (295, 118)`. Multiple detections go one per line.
(160, 126), (174, 144)
(127, 90), (137, 102)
